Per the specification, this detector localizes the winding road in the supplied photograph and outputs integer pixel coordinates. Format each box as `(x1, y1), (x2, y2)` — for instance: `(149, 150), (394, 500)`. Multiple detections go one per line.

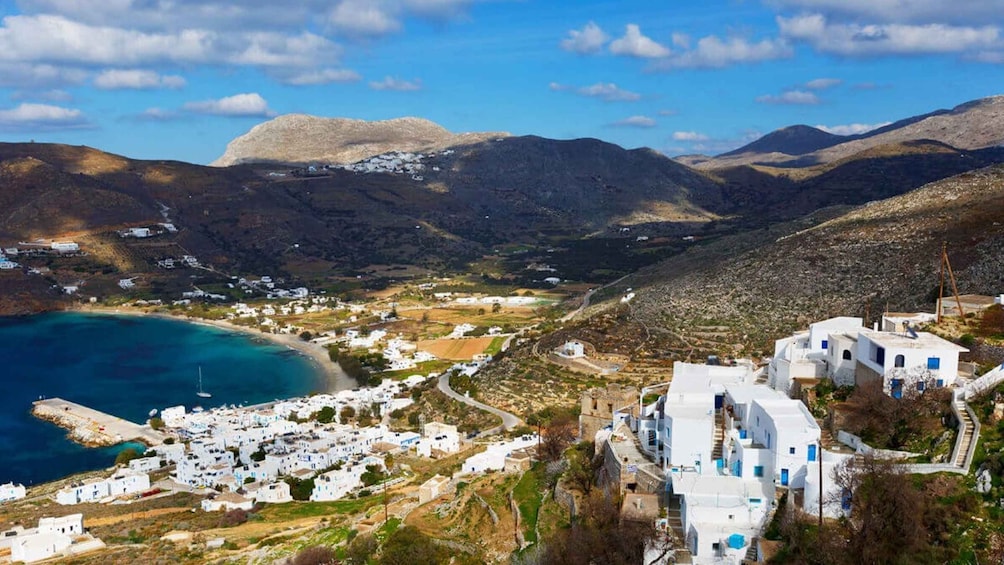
(560, 273), (631, 323)
(438, 373), (521, 433)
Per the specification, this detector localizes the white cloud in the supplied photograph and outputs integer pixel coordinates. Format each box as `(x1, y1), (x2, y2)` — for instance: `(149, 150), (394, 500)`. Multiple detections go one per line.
(0, 102), (90, 131)
(137, 107), (181, 121)
(609, 24), (671, 58)
(610, 115), (656, 128)
(777, 14), (1001, 56)
(280, 68), (361, 85)
(805, 77), (842, 90)
(369, 76), (422, 91)
(328, 0), (401, 36)
(94, 69), (185, 90)
(756, 89), (820, 105)
(816, 121), (892, 135)
(0, 14), (340, 69)
(183, 92), (276, 117)
(10, 89), (72, 102)
(672, 131), (709, 141)
(551, 81), (642, 101)
(766, 0), (1004, 26)
(0, 62), (87, 88)
(560, 21), (608, 54)
(652, 35), (792, 69)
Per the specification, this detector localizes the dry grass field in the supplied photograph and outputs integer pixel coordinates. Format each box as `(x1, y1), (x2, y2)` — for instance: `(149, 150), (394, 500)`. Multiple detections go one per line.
(417, 337), (496, 360)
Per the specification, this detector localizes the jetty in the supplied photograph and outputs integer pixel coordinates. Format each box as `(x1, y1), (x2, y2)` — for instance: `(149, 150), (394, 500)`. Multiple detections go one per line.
(31, 398), (166, 448)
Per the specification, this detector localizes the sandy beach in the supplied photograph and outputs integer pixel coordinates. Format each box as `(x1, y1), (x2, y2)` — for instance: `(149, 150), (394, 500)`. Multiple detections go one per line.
(73, 305), (354, 392)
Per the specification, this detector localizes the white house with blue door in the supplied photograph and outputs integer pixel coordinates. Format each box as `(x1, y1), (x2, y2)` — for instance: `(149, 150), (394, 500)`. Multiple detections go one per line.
(854, 330), (967, 397)
(744, 398), (821, 489)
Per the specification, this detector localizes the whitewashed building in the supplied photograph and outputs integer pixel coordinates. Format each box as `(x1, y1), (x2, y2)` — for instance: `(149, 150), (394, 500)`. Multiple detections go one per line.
(854, 330), (967, 397)
(1, 482), (27, 503)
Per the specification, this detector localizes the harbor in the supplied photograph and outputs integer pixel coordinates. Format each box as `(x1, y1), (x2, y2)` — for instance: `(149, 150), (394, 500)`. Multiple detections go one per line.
(31, 398), (166, 448)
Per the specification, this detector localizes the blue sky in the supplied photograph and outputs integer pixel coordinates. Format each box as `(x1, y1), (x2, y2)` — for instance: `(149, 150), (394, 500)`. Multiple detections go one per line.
(0, 0), (1001, 164)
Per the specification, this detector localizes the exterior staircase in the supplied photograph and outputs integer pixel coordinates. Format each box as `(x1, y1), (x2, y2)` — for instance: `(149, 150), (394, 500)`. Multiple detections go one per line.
(712, 409), (725, 463)
(954, 399), (976, 467)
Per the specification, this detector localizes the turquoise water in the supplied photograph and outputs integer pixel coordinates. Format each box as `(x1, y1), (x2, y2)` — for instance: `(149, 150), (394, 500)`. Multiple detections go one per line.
(0, 312), (327, 485)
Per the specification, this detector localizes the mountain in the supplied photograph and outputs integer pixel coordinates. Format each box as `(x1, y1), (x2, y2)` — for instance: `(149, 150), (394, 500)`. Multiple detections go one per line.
(0, 136), (729, 312)
(615, 164), (1004, 358)
(719, 125), (844, 157)
(704, 140), (1004, 221)
(693, 95), (1004, 170)
(211, 115), (508, 167)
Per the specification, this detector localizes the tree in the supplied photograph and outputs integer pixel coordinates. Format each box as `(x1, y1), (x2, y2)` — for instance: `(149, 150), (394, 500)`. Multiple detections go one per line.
(540, 416), (577, 462)
(148, 416), (165, 430)
(345, 533), (377, 565)
(380, 526), (447, 565)
(492, 302), (502, 313)
(421, 311), (430, 323)
(316, 406), (336, 424)
(287, 546), (336, 565)
(299, 331), (313, 341)
(285, 477), (315, 501)
(250, 447), (266, 462)
(360, 464), (386, 487)
(115, 447), (143, 466)
(830, 456), (929, 564)
(542, 490), (672, 565)
(340, 405), (356, 422)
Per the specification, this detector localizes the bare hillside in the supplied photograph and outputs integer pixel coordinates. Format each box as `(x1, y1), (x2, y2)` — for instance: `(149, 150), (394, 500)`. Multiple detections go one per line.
(211, 114), (508, 166)
(617, 164), (1004, 355)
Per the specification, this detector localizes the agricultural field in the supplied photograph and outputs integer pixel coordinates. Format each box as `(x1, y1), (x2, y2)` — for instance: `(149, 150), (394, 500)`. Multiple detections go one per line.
(417, 337), (499, 360)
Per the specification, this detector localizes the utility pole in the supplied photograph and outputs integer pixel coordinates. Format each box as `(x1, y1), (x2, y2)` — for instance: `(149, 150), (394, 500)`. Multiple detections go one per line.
(818, 440), (823, 530)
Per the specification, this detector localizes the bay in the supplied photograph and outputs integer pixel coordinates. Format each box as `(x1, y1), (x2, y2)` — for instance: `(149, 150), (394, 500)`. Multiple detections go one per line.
(0, 312), (325, 485)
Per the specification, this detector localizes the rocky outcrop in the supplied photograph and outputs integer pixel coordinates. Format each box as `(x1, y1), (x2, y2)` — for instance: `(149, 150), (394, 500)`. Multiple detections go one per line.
(211, 114), (509, 166)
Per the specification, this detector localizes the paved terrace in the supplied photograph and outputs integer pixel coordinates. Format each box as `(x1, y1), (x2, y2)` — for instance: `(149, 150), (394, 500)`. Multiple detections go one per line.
(32, 398), (166, 447)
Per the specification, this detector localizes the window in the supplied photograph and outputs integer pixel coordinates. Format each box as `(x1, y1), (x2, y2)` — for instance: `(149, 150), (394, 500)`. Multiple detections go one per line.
(789, 447), (796, 455)
(842, 349), (852, 360)
(753, 466), (764, 478)
(821, 339), (828, 350)
(894, 354), (905, 368)
(928, 357), (941, 370)
(875, 346), (885, 365)
(917, 381), (926, 392)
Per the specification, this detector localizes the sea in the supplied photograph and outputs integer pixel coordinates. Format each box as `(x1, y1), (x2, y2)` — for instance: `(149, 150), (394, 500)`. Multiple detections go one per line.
(0, 312), (328, 486)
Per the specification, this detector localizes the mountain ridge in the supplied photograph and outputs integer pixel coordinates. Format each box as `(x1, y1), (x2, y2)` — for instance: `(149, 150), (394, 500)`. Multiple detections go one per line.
(690, 95), (1004, 170)
(211, 114), (509, 167)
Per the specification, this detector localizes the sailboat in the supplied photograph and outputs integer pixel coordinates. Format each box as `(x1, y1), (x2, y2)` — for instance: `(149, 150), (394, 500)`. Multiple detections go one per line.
(196, 366), (212, 398)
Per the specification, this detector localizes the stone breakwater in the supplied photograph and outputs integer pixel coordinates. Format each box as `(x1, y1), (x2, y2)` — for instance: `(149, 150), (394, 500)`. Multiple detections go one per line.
(31, 398), (166, 448)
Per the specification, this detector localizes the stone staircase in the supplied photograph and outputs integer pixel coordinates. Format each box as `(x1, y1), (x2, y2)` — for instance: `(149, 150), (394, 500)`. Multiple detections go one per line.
(954, 399), (976, 467)
(712, 409), (725, 463)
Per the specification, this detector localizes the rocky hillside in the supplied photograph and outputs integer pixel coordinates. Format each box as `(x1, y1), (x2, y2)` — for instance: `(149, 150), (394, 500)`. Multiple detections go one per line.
(615, 164), (1004, 356)
(211, 115), (508, 167)
(692, 95), (1004, 170)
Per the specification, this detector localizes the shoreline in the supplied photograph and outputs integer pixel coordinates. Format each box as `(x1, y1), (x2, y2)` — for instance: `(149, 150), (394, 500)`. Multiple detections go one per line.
(72, 305), (354, 393)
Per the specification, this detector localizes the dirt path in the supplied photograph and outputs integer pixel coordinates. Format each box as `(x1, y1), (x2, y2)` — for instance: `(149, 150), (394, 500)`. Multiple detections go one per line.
(86, 507), (191, 527)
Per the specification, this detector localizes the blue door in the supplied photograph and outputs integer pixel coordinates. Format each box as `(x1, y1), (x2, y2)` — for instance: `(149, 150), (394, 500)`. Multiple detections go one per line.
(715, 394), (724, 409)
(807, 444), (817, 462)
(891, 379), (903, 399)
(781, 468), (789, 486)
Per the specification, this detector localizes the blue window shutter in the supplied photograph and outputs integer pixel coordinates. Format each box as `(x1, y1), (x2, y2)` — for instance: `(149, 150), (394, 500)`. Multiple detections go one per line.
(927, 357), (941, 370)
(821, 340), (828, 350)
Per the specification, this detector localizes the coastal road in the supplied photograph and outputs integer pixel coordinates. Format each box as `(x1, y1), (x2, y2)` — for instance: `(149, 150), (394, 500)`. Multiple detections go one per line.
(437, 373), (521, 432)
